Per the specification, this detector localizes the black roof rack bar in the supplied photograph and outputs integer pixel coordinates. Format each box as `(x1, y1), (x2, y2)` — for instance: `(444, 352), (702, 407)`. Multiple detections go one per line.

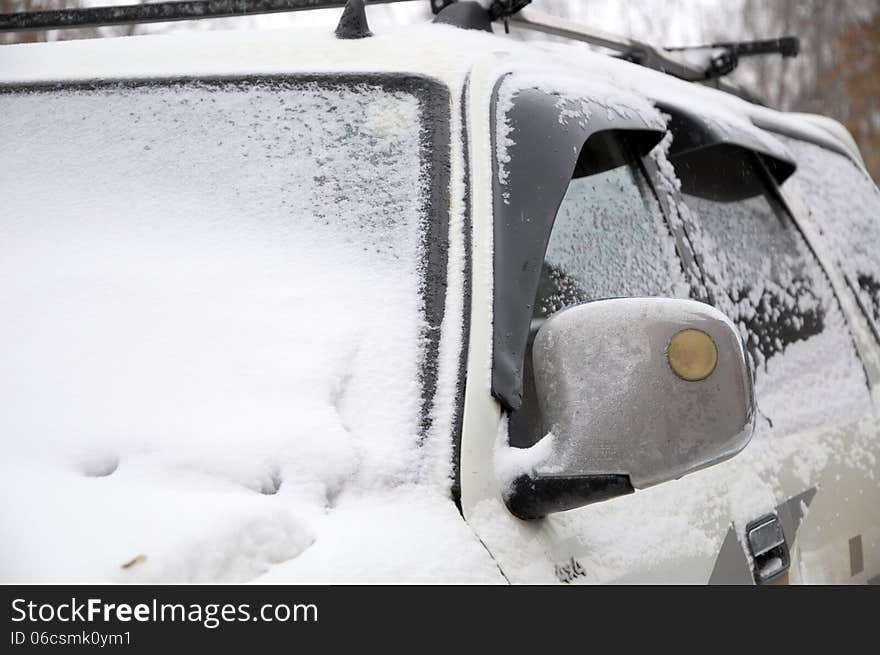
(668, 37), (800, 59)
(0, 0), (413, 33)
(505, 7), (798, 84)
(505, 8), (706, 82)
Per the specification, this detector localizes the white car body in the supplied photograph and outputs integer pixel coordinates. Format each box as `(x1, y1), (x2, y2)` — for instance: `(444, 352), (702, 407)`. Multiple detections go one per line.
(1, 18), (878, 584)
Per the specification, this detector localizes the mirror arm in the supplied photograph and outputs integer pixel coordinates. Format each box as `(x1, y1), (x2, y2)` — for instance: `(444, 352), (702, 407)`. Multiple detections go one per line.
(506, 473), (635, 520)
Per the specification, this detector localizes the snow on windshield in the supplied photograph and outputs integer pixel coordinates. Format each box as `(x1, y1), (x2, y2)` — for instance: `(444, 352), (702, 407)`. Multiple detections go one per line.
(0, 80), (498, 582)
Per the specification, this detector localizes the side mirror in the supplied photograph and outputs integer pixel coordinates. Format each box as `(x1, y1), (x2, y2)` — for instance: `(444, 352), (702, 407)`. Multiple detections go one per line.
(505, 298), (755, 520)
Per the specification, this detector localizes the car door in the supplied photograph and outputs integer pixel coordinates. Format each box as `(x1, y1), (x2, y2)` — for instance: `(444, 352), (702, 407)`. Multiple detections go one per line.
(670, 132), (880, 584)
(462, 72), (736, 584)
(461, 68), (880, 583)
(772, 134), (880, 583)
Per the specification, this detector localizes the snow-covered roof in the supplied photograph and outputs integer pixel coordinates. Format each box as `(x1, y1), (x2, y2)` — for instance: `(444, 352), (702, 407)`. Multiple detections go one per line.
(1, 20), (862, 166)
(0, 23), (489, 85)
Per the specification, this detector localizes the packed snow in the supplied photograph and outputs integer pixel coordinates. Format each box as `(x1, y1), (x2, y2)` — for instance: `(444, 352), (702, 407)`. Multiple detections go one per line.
(493, 417), (556, 494)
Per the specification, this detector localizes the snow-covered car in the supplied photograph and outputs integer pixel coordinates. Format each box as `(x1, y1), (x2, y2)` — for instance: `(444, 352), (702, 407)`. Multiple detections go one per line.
(1, 0), (878, 584)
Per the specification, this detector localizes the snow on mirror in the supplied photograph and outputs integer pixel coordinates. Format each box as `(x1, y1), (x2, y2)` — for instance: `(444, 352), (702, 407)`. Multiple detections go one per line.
(505, 298), (756, 520)
(0, 79), (480, 583)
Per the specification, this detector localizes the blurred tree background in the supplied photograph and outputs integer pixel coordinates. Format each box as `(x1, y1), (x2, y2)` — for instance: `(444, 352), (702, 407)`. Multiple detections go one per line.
(1, 0), (878, 179)
(726, 0), (879, 181)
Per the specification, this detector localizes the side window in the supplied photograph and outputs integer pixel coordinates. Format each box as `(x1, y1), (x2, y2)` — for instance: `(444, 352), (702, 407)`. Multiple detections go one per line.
(490, 76), (672, 413)
(511, 141), (689, 447)
(780, 137), (880, 330)
(536, 155), (689, 319)
(674, 149), (872, 435)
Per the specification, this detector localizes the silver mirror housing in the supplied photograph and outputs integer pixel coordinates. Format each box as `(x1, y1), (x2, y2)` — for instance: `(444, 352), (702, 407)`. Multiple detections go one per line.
(505, 298), (756, 520)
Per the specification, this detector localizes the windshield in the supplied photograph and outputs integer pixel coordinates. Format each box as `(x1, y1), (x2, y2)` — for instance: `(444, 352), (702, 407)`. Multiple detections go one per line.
(0, 77), (478, 582)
